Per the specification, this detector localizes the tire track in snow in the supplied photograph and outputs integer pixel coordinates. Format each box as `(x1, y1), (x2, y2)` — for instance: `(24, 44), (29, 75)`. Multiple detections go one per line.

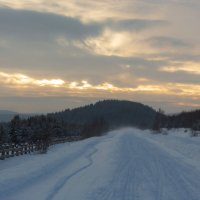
(2, 129), (200, 200)
(46, 134), (116, 200)
(88, 134), (139, 200)
(0, 139), (100, 199)
(87, 130), (200, 200)
(46, 147), (98, 200)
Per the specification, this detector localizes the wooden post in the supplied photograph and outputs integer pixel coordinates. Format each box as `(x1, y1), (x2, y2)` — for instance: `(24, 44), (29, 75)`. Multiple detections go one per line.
(20, 146), (23, 155)
(16, 148), (19, 156)
(24, 145), (27, 154)
(28, 144), (31, 154)
(1, 149), (5, 160)
(5, 146), (8, 158)
(11, 146), (15, 157)
(31, 144), (33, 152)
(6, 149), (10, 158)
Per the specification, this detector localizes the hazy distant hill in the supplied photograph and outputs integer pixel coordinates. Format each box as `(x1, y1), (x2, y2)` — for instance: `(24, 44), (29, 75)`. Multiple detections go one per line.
(0, 110), (36, 122)
(0, 110), (18, 122)
(53, 100), (157, 128)
(0, 110), (18, 115)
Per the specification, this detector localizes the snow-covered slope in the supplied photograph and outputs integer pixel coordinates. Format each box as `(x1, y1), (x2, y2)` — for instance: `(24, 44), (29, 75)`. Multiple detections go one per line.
(0, 128), (200, 200)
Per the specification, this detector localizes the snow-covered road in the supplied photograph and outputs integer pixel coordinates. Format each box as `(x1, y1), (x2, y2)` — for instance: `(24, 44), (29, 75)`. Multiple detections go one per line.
(1, 128), (200, 200)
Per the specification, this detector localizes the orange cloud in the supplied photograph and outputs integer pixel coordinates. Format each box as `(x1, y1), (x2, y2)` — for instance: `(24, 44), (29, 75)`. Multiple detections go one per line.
(0, 72), (200, 99)
(0, 72), (65, 87)
(176, 102), (200, 108)
(160, 61), (200, 75)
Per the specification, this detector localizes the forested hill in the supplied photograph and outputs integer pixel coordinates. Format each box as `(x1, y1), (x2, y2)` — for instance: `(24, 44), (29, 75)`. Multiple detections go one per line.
(52, 100), (156, 129)
(1, 100), (200, 145)
(0, 100), (157, 144)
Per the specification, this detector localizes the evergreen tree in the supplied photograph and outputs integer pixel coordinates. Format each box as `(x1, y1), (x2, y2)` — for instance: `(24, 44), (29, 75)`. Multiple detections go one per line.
(191, 120), (200, 136)
(152, 108), (165, 133)
(9, 115), (21, 143)
(0, 125), (7, 144)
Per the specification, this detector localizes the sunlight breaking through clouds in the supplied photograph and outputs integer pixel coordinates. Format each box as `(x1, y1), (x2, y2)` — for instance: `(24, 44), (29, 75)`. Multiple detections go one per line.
(76, 29), (158, 57)
(0, 72), (65, 87)
(0, 72), (200, 99)
(0, 0), (200, 112)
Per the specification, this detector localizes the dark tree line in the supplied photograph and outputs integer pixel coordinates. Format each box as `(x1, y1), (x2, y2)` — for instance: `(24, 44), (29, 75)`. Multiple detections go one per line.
(0, 113), (110, 145)
(152, 109), (200, 136)
(0, 99), (156, 145)
(152, 109), (165, 133)
(1, 101), (200, 146)
(81, 117), (109, 138)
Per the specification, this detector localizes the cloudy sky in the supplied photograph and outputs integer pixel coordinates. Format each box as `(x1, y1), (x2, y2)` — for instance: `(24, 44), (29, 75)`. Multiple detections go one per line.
(0, 0), (200, 113)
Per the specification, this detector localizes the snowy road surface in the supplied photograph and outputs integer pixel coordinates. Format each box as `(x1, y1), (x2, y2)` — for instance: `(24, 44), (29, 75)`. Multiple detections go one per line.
(0, 128), (200, 200)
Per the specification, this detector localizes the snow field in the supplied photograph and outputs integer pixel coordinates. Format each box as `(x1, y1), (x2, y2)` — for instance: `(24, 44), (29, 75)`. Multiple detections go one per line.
(0, 128), (200, 200)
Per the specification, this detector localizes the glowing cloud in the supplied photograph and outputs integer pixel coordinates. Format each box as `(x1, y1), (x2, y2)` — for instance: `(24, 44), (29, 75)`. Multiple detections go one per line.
(77, 29), (156, 57)
(0, 72), (65, 87)
(0, 1), (200, 113)
(160, 61), (200, 75)
(176, 102), (200, 108)
(36, 79), (65, 87)
(0, 72), (200, 99)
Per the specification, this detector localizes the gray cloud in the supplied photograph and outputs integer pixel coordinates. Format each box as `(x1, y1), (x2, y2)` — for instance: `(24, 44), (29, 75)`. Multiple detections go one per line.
(108, 19), (168, 31)
(0, 8), (167, 43)
(147, 36), (190, 48)
(0, 8), (102, 40)
(0, 2), (200, 113)
(0, 8), (168, 74)
(0, 96), (103, 113)
(0, 95), (198, 114)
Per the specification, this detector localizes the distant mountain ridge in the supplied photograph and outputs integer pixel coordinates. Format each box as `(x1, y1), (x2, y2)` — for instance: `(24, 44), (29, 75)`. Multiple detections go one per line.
(0, 110), (36, 122)
(52, 100), (157, 129)
(0, 110), (18, 122)
(0, 110), (17, 115)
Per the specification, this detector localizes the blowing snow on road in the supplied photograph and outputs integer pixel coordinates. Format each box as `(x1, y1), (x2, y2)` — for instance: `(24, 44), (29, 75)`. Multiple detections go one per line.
(0, 128), (200, 200)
